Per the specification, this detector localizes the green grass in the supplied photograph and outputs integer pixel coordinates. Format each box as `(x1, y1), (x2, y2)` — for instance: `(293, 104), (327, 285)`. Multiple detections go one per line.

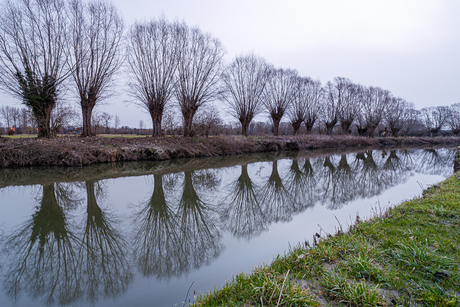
(1, 134), (37, 138)
(193, 172), (460, 306)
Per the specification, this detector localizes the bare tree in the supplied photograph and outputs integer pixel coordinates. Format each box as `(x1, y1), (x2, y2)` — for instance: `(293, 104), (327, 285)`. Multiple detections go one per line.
(0, 105), (15, 127)
(126, 18), (183, 136)
(100, 111), (112, 133)
(359, 86), (391, 137)
(385, 97), (416, 137)
(420, 106), (450, 137)
(303, 78), (323, 134)
(193, 105), (222, 137)
(0, 0), (71, 138)
(50, 102), (78, 137)
(19, 107), (29, 133)
(114, 115), (120, 131)
(174, 26), (225, 137)
(221, 53), (271, 136)
(288, 77), (323, 135)
(262, 68), (297, 136)
(323, 78), (344, 135)
(68, 0), (124, 137)
(288, 77), (306, 135)
(337, 78), (361, 134)
(91, 111), (102, 135)
(446, 103), (460, 136)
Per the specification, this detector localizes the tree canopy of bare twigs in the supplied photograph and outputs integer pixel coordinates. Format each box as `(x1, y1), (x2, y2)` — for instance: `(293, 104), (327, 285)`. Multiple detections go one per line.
(221, 53), (271, 136)
(289, 77), (323, 135)
(174, 26), (225, 137)
(126, 18), (183, 136)
(50, 102), (78, 137)
(384, 97), (416, 137)
(420, 106), (450, 137)
(323, 78), (344, 135)
(262, 68), (297, 136)
(336, 78), (361, 134)
(358, 86), (391, 137)
(0, 0), (71, 138)
(447, 103), (460, 135)
(69, 0), (124, 137)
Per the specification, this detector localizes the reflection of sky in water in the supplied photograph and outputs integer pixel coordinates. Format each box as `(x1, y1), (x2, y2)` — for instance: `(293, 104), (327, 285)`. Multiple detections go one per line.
(0, 148), (455, 307)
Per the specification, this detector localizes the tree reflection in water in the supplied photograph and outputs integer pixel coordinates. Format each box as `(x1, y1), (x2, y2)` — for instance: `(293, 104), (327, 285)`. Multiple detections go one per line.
(220, 164), (267, 240)
(416, 149), (455, 177)
(2, 183), (82, 305)
(2, 181), (132, 305)
(133, 170), (223, 279)
(133, 174), (183, 279)
(79, 180), (132, 303)
(259, 160), (296, 223)
(176, 170), (223, 272)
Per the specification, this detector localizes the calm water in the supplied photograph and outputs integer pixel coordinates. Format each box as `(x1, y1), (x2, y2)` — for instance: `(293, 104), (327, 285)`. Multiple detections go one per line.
(0, 147), (456, 307)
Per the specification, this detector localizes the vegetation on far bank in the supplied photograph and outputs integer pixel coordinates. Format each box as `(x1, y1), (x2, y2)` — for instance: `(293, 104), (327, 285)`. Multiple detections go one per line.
(192, 171), (460, 306)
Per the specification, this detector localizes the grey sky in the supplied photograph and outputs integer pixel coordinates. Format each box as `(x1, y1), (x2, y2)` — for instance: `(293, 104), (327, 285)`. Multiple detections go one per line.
(1, 0), (459, 128)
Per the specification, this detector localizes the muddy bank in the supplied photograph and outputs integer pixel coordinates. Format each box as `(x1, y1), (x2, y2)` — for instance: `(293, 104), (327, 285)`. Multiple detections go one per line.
(1, 134), (459, 168)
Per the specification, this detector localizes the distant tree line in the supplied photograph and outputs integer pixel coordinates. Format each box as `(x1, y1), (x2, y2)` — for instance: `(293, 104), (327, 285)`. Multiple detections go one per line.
(0, 0), (457, 138)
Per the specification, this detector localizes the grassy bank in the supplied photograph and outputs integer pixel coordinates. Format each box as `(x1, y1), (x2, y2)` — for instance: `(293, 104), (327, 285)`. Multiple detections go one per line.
(193, 172), (460, 306)
(1, 134), (460, 168)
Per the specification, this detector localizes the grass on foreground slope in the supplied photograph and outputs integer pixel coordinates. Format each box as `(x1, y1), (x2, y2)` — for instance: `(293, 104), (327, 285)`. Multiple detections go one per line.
(193, 172), (460, 307)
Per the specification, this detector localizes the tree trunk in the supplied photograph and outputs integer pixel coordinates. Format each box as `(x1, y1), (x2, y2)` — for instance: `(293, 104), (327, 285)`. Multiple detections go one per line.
(239, 113), (254, 137)
(149, 106), (164, 137)
(271, 113), (283, 136)
(241, 120), (250, 136)
(304, 119), (315, 134)
(81, 102), (95, 137)
(34, 105), (53, 138)
(182, 105), (198, 137)
(357, 126), (367, 137)
(325, 120), (336, 135)
(341, 121), (352, 134)
(291, 120), (302, 135)
(367, 126), (377, 138)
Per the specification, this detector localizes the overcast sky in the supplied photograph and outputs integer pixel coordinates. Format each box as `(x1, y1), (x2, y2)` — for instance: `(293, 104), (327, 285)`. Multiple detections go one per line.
(1, 0), (459, 128)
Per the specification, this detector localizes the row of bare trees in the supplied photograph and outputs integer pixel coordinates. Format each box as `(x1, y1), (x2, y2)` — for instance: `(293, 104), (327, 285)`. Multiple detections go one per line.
(126, 18), (225, 137)
(0, 0), (457, 138)
(219, 55), (417, 137)
(0, 0), (123, 138)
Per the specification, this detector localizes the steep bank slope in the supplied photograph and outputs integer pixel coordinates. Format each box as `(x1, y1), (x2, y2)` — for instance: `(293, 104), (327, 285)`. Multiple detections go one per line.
(1, 135), (459, 168)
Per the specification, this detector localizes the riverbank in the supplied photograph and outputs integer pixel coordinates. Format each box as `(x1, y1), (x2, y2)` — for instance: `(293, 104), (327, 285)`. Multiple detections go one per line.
(192, 171), (460, 306)
(1, 134), (460, 168)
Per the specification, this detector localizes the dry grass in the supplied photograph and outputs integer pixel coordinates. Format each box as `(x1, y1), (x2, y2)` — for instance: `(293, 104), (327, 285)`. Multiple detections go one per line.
(1, 134), (459, 168)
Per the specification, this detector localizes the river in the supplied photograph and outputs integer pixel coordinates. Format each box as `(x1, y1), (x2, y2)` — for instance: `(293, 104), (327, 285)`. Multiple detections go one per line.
(0, 147), (455, 306)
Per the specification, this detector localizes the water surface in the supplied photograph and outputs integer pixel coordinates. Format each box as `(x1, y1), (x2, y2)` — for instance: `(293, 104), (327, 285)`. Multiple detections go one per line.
(0, 147), (455, 306)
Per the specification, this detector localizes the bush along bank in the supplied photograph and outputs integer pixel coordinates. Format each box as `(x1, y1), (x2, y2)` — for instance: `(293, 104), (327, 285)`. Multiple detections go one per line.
(193, 172), (460, 306)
